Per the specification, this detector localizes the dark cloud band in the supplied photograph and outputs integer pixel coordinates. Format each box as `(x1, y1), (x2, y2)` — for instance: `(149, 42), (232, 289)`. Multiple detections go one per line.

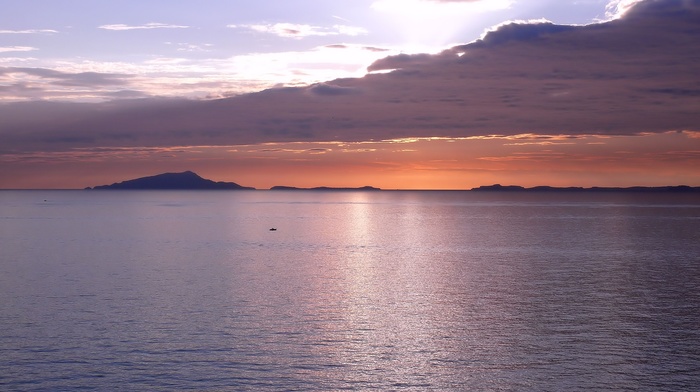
(1, 0), (698, 155)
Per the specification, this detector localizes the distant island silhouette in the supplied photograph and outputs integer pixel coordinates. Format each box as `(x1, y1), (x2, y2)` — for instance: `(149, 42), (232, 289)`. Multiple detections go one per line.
(471, 184), (700, 193)
(87, 171), (255, 190)
(86, 171), (383, 190)
(85, 171), (698, 192)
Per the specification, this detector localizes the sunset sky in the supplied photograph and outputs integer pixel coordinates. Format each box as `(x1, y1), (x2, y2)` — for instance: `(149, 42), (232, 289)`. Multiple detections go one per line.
(1, 0), (699, 189)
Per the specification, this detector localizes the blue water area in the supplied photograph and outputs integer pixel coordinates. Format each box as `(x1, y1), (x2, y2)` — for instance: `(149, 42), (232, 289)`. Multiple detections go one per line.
(1, 190), (699, 390)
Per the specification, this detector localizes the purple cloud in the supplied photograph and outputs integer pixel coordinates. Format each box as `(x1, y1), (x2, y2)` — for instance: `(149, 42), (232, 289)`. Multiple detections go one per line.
(1, 0), (698, 156)
(98, 23), (189, 31)
(0, 67), (138, 101)
(0, 67), (134, 86)
(475, 22), (576, 47)
(228, 23), (367, 39)
(0, 29), (58, 34)
(307, 83), (360, 96)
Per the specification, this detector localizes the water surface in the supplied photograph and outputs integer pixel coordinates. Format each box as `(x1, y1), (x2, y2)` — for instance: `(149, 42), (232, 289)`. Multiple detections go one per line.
(1, 190), (699, 390)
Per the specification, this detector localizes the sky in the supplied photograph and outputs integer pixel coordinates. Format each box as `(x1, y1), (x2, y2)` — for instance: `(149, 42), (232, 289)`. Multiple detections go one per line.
(1, 0), (699, 189)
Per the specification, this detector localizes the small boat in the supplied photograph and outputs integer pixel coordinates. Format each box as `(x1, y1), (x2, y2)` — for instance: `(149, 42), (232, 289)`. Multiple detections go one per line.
(269, 228), (277, 231)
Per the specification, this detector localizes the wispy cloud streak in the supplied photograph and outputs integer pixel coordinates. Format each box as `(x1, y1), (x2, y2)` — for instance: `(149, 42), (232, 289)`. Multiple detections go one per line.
(99, 22), (189, 31)
(0, 46), (37, 53)
(0, 29), (58, 34)
(228, 23), (367, 38)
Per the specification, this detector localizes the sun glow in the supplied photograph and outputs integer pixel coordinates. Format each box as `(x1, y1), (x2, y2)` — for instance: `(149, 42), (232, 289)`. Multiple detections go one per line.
(371, 0), (513, 47)
(0, 43), (399, 102)
(605, 0), (645, 19)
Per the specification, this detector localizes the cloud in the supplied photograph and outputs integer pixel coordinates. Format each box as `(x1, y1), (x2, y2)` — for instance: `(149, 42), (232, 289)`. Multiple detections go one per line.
(0, 29), (58, 34)
(476, 20), (576, 46)
(0, 67), (138, 101)
(0, 44), (397, 102)
(605, 0), (646, 19)
(104, 90), (151, 99)
(99, 22), (189, 31)
(1, 0), (699, 156)
(172, 43), (214, 52)
(306, 83), (360, 96)
(228, 23), (368, 39)
(367, 53), (437, 72)
(325, 44), (390, 53)
(363, 46), (392, 52)
(0, 46), (37, 53)
(0, 67), (133, 87)
(620, 0), (700, 18)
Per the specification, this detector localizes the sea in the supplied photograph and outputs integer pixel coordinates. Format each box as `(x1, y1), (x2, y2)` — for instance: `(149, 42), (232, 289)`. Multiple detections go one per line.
(1, 190), (699, 391)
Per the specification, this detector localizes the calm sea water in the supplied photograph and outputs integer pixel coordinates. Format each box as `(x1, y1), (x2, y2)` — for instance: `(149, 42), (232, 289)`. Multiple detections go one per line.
(1, 190), (699, 391)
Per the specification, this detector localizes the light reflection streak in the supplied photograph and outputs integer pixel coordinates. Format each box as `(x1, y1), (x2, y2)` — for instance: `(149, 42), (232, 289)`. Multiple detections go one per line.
(333, 194), (465, 383)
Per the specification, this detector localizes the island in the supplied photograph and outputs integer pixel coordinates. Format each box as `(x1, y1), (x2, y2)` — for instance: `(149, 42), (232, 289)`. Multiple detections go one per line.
(471, 184), (700, 193)
(85, 173), (698, 192)
(86, 171), (255, 190)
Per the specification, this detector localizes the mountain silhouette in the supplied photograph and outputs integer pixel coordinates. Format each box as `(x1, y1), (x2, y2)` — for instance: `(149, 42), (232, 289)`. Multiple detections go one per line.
(88, 171), (255, 190)
(471, 184), (700, 192)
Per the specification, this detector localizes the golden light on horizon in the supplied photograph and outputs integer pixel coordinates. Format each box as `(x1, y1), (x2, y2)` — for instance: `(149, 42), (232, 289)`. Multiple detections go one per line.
(1, 131), (698, 190)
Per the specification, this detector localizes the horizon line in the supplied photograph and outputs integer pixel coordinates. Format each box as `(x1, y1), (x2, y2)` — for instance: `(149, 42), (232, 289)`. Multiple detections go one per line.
(3, 184), (700, 192)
